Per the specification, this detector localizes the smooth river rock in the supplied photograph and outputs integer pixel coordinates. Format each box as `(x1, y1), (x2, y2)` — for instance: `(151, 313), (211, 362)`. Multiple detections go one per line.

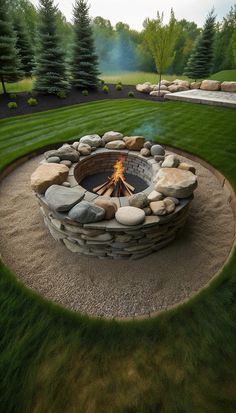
(105, 140), (126, 149)
(80, 134), (102, 147)
(77, 143), (92, 156)
(115, 206), (145, 226)
(200, 80), (221, 91)
(31, 163), (69, 194)
(148, 190), (163, 202)
(56, 147), (80, 162)
(45, 185), (85, 212)
(155, 167), (197, 198)
(68, 201), (105, 224)
(102, 131), (123, 143)
(150, 144), (165, 156)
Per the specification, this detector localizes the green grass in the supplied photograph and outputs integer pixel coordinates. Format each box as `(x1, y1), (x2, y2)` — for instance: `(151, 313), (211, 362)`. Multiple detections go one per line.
(0, 99), (236, 413)
(1, 69), (235, 94)
(210, 69), (236, 82)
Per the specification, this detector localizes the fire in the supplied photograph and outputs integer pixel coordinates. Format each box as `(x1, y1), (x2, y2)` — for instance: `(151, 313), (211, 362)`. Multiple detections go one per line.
(93, 155), (135, 197)
(111, 156), (126, 184)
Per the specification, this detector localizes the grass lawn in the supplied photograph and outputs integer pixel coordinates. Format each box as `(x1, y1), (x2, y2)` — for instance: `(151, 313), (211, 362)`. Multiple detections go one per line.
(0, 99), (236, 413)
(0, 70), (235, 95)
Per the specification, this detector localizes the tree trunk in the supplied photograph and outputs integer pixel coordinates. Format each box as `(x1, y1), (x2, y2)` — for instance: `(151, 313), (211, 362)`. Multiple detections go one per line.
(158, 72), (162, 96)
(0, 76), (7, 95)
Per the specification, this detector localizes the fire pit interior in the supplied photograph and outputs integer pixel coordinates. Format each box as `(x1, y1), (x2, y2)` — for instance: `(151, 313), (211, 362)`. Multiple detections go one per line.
(76, 153), (151, 196)
(30, 131), (198, 260)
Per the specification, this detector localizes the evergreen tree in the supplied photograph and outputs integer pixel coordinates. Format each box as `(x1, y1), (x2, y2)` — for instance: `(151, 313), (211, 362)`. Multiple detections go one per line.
(33, 0), (68, 95)
(14, 16), (35, 77)
(72, 0), (99, 89)
(0, 0), (23, 95)
(184, 10), (216, 80)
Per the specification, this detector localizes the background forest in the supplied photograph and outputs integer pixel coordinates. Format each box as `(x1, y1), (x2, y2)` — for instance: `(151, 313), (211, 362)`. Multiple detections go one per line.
(6, 0), (236, 77)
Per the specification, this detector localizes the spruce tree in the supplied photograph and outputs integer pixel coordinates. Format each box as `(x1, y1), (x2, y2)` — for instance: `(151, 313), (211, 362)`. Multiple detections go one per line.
(34, 0), (68, 95)
(72, 0), (99, 89)
(14, 16), (35, 77)
(0, 0), (23, 95)
(184, 10), (216, 80)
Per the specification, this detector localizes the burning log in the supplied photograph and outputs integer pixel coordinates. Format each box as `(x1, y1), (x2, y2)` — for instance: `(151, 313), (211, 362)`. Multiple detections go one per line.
(93, 156), (135, 197)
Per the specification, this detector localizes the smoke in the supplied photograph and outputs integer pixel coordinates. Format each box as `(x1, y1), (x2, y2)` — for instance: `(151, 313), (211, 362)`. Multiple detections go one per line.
(132, 122), (161, 141)
(94, 30), (138, 73)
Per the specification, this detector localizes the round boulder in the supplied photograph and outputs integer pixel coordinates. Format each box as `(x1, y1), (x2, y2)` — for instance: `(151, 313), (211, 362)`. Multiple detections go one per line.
(115, 206), (145, 226)
(68, 201), (105, 224)
(80, 134), (102, 147)
(151, 145), (165, 157)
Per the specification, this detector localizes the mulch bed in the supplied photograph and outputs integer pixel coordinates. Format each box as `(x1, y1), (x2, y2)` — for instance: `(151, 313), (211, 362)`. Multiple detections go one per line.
(0, 84), (164, 120)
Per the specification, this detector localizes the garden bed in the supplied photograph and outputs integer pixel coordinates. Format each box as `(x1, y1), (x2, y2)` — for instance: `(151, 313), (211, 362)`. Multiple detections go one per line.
(0, 83), (163, 119)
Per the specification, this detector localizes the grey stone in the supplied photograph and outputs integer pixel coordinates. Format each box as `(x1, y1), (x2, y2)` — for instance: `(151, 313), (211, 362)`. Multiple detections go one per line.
(151, 145), (165, 156)
(60, 160), (72, 167)
(162, 155), (179, 168)
(68, 201), (105, 224)
(140, 148), (151, 157)
(102, 131), (123, 143)
(154, 155), (165, 163)
(47, 156), (60, 163)
(129, 193), (149, 209)
(72, 141), (79, 150)
(144, 141), (153, 150)
(115, 206), (145, 226)
(80, 134), (102, 147)
(45, 185), (85, 212)
(56, 147), (80, 162)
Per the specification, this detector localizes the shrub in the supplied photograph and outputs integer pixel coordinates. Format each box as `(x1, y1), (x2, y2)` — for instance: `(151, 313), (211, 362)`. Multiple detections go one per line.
(57, 91), (66, 99)
(27, 98), (38, 106)
(116, 84), (123, 91)
(100, 79), (105, 85)
(128, 91), (135, 97)
(102, 85), (109, 94)
(117, 81), (123, 86)
(9, 93), (17, 99)
(8, 102), (18, 109)
(82, 90), (89, 96)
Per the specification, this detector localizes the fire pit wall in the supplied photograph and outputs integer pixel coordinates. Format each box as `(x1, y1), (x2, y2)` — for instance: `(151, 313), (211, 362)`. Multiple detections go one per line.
(75, 151), (153, 188)
(34, 143), (196, 260)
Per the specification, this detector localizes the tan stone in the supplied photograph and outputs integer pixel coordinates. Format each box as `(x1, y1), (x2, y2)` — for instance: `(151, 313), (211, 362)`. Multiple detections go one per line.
(136, 83), (152, 93)
(190, 82), (201, 89)
(95, 199), (117, 220)
(31, 163), (69, 194)
(155, 168), (197, 198)
(221, 81), (236, 92)
(150, 90), (169, 97)
(178, 162), (196, 174)
(200, 80), (221, 91)
(105, 140), (126, 149)
(149, 201), (166, 216)
(148, 190), (163, 202)
(123, 136), (145, 150)
(163, 198), (176, 214)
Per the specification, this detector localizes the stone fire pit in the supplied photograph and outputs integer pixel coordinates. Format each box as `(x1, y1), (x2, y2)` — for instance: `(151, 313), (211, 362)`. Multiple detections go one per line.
(31, 132), (198, 259)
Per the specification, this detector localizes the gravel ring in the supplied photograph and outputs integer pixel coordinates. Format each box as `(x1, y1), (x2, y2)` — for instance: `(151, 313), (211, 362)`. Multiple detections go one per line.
(0, 152), (234, 319)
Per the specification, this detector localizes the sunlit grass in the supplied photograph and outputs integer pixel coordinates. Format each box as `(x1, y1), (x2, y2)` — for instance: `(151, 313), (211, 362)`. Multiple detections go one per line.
(0, 70), (235, 94)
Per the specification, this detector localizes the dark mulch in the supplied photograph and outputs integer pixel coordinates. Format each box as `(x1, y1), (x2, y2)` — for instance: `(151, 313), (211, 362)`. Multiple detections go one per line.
(0, 84), (164, 120)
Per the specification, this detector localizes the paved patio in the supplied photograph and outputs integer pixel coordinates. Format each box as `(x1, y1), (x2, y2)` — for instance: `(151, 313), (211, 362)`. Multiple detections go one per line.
(165, 89), (236, 108)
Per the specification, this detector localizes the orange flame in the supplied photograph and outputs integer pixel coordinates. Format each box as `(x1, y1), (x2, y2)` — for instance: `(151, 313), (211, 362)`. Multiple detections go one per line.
(111, 156), (126, 183)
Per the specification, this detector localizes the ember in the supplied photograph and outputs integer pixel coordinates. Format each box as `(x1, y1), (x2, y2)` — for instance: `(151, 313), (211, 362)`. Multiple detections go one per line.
(93, 156), (135, 197)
